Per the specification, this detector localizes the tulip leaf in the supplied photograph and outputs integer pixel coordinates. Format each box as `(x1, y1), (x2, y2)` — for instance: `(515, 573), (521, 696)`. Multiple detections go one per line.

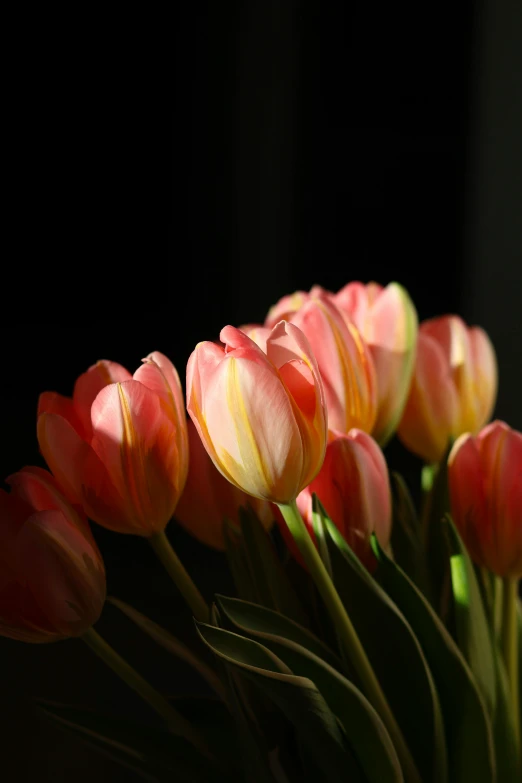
(216, 595), (404, 783)
(239, 505), (310, 627)
(195, 622), (365, 783)
(320, 513), (448, 783)
(108, 597), (227, 702)
(371, 536), (496, 783)
(390, 473), (430, 598)
(37, 701), (222, 783)
(444, 515), (497, 717)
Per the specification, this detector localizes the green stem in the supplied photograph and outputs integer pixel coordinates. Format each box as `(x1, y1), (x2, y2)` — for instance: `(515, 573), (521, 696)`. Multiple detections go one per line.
(502, 578), (520, 755)
(278, 501), (421, 783)
(149, 531), (209, 622)
(82, 627), (211, 757)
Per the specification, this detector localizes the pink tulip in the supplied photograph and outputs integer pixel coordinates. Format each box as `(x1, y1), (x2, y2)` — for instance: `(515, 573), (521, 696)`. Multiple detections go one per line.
(398, 316), (497, 463)
(278, 430), (392, 569)
(186, 322), (327, 504)
(333, 281), (418, 445)
(0, 467), (106, 642)
(264, 289), (377, 435)
(448, 421), (522, 578)
(37, 353), (189, 536)
(175, 419), (274, 550)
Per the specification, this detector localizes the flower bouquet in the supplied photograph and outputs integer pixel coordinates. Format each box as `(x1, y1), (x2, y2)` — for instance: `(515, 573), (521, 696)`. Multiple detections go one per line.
(1, 282), (520, 782)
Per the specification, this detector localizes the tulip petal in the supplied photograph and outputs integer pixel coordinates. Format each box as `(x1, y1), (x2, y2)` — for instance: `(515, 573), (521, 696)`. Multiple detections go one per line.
(37, 412), (92, 504)
(90, 380), (182, 534)
(6, 466), (93, 544)
(448, 434), (488, 567)
(469, 328), (498, 430)
(266, 320), (327, 489)
(38, 392), (85, 437)
(265, 290), (310, 329)
(15, 509), (105, 636)
(73, 360), (132, 440)
(398, 333), (459, 463)
(134, 352), (189, 494)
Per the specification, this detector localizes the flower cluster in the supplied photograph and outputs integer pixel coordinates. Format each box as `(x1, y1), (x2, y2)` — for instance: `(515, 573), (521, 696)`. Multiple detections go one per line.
(1, 279), (520, 782)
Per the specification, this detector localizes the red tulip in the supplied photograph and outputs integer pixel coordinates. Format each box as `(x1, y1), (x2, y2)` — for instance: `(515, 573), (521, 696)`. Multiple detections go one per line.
(38, 353), (189, 536)
(333, 281), (418, 445)
(448, 421), (522, 578)
(0, 467), (105, 643)
(187, 322), (327, 503)
(398, 316), (497, 463)
(278, 430), (392, 569)
(175, 419), (274, 550)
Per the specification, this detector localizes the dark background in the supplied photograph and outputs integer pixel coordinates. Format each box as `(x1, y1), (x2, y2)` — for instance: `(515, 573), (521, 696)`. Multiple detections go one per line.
(1, 3), (521, 780)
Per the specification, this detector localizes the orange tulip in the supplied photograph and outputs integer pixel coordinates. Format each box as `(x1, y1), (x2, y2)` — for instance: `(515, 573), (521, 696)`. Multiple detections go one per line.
(37, 352), (189, 536)
(398, 316), (497, 463)
(0, 467), (105, 642)
(175, 419), (274, 549)
(187, 322), (327, 503)
(448, 421), (522, 578)
(264, 289), (377, 434)
(333, 281), (418, 445)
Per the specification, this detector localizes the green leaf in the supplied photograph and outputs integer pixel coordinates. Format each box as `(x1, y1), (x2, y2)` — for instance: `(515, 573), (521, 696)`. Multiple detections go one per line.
(444, 516), (497, 717)
(322, 515), (448, 783)
(37, 701), (222, 783)
(372, 537), (496, 783)
(390, 473), (430, 598)
(196, 622), (365, 783)
(108, 597), (227, 702)
(216, 594), (345, 673)
(217, 595), (404, 783)
(239, 505), (310, 627)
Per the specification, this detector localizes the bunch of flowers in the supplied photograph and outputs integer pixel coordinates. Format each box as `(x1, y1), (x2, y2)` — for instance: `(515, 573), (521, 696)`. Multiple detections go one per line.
(1, 281), (520, 782)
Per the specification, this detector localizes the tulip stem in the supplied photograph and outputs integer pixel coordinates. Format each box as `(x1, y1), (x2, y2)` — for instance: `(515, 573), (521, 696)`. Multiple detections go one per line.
(278, 500), (421, 783)
(149, 531), (209, 623)
(81, 627), (212, 757)
(501, 578), (520, 755)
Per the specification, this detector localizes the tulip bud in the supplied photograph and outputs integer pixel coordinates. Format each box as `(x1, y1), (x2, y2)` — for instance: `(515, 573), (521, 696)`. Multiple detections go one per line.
(186, 322), (327, 504)
(37, 352), (189, 536)
(175, 419), (274, 549)
(398, 316), (497, 463)
(0, 467), (106, 643)
(264, 289), (377, 435)
(279, 430), (392, 569)
(448, 421), (522, 578)
(333, 281), (418, 445)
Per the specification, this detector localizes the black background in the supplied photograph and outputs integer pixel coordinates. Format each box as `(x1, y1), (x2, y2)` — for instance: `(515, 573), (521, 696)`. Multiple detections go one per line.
(1, 3), (521, 781)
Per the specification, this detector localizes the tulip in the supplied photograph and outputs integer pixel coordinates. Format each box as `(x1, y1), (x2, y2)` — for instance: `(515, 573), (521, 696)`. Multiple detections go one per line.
(449, 420), (522, 744)
(264, 289), (377, 435)
(186, 321), (327, 504)
(278, 430), (392, 569)
(37, 352), (189, 536)
(398, 315), (497, 463)
(0, 466), (105, 643)
(333, 281), (418, 445)
(448, 421), (522, 579)
(175, 419), (274, 550)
